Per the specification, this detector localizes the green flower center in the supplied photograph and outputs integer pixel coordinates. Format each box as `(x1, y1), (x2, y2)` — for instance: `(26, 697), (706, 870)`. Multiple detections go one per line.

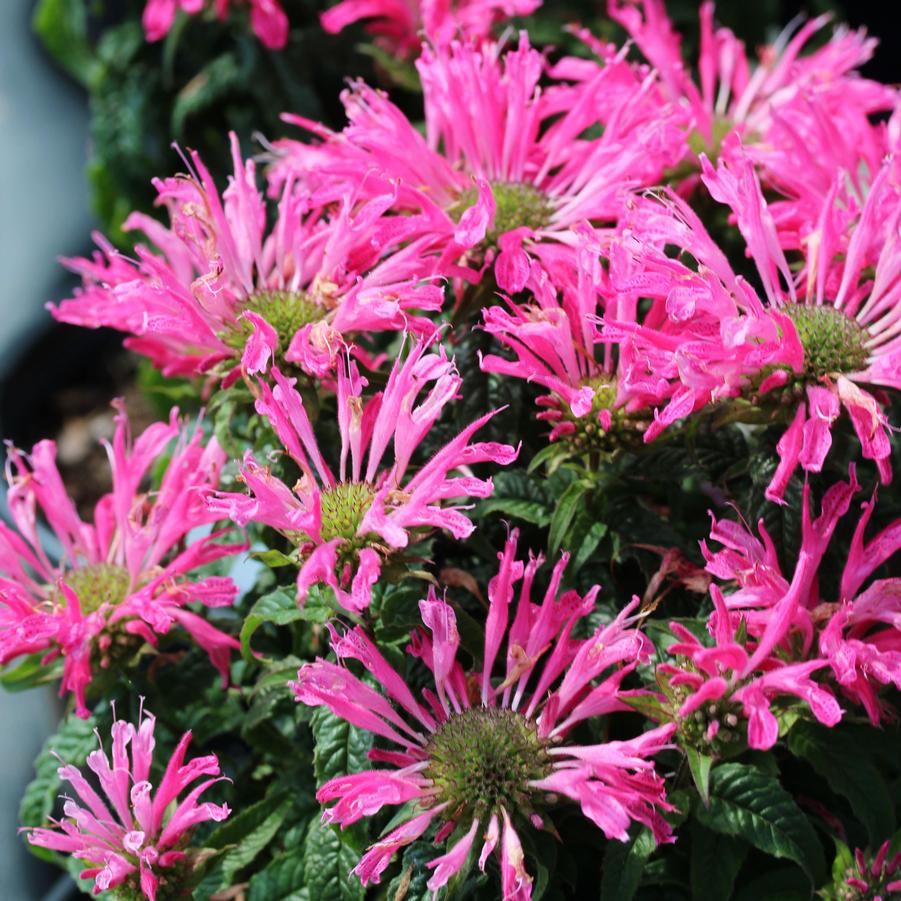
(784, 305), (869, 380)
(222, 290), (326, 352)
(318, 482), (379, 544)
(452, 181), (552, 246)
(424, 707), (551, 818)
(554, 376), (648, 454)
(51, 563), (132, 614)
(674, 692), (744, 756)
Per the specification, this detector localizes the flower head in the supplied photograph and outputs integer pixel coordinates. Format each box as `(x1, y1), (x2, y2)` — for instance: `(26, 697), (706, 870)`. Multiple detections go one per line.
(51, 134), (443, 385)
(0, 404), (245, 717)
(25, 707), (230, 900)
(320, 0), (542, 58)
(605, 137), (901, 498)
(143, 0), (289, 49)
(209, 338), (518, 613)
(604, 1), (893, 170)
(292, 531), (674, 895)
(276, 34), (684, 294)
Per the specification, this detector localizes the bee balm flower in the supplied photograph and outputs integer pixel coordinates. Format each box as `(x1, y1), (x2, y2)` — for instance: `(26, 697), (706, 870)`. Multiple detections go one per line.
(0, 404), (246, 718)
(51, 135), (442, 386)
(209, 339), (518, 614)
(292, 531), (675, 895)
(25, 707), (230, 900)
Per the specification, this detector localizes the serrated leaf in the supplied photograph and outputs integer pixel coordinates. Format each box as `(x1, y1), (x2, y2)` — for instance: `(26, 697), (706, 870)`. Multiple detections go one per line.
(694, 762), (826, 885)
(788, 721), (895, 845)
(247, 845), (308, 901)
(685, 747), (714, 806)
(311, 706), (372, 785)
(20, 713), (98, 832)
(689, 819), (748, 900)
(196, 791), (293, 896)
(303, 820), (365, 901)
(477, 497), (551, 527)
(600, 827), (656, 901)
(244, 656), (303, 734)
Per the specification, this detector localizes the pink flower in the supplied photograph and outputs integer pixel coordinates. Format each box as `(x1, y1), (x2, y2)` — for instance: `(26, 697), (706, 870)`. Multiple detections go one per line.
(829, 840), (901, 900)
(605, 1), (893, 165)
(50, 134), (442, 385)
(605, 137), (901, 495)
(320, 0), (542, 58)
(209, 339), (518, 614)
(696, 466), (901, 729)
(480, 225), (703, 453)
(660, 586), (842, 753)
(142, 0), (289, 49)
(276, 34), (685, 293)
(0, 403), (246, 718)
(292, 531), (674, 895)
(24, 707), (230, 900)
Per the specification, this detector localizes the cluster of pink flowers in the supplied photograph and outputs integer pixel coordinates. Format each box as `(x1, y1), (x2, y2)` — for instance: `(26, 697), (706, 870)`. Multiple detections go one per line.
(11, 0), (901, 898)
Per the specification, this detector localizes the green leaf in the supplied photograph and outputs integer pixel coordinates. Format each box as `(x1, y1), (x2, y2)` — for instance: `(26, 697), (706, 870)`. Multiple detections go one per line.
(172, 52), (245, 136)
(196, 791), (293, 895)
(311, 706), (372, 785)
(788, 720), (895, 845)
(685, 747), (714, 806)
(689, 819), (748, 900)
(600, 827), (656, 901)
(240, 587), (329, 660)
(244, 656), (303, 734)
(568, 513), (608, 574)
(20, 712), (98, 833)
(477, 496), (552, 527)
(32, 0), (98, 86)
(694, 762), (826, 885)
(303, 820), (365, 901)
(549, 479), (590, 555)
(1, 652), (63, 692)
(247, 846), (308, 901)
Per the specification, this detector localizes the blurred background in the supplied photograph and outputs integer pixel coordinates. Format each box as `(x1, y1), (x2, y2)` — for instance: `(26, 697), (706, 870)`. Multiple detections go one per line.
(0, 0), (897, 897)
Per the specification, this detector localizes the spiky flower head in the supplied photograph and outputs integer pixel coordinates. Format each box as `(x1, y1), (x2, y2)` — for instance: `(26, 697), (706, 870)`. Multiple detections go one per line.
(24, 706), (230, 900)
(50, 134), (443, 386)
(0, 403), (246, 718)
(292, 531), (675, 896)
(209, 338), (518, 614)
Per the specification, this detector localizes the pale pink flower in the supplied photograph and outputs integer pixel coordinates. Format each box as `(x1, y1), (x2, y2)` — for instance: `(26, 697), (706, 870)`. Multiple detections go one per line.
(24, 707), (230, 900)
(0, 404), (245, 718)
(209, 339), (518, 614)
(51, 134), (442, 385)
(276, 34), (685, 293)
(292, 531), (675, 895)
(143, 0), (289, 49)
(320, 0), (541, 58)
